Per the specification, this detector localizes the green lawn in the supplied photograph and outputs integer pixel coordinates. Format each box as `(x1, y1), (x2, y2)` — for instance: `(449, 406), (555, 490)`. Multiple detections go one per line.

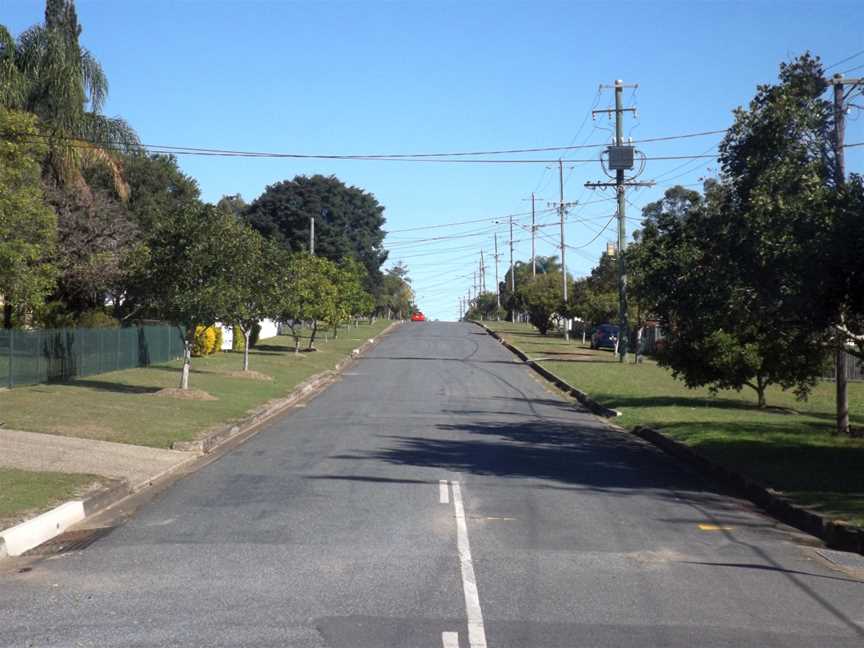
(0, 468), (100, 531)
(0, 321), (393, 449)
(482, 320), (864, 528)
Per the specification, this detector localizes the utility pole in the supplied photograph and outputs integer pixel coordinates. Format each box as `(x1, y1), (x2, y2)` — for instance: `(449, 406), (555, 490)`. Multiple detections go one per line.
(309, 216), (315, 255)
(586, 79), (653, 362)
(509, 215), (515, 293)
(545, 166), (578, 341)
(531, 192), (537, 277)
(559, 160), (569, 341)
(494, 233), (501, 310)
(480, 250), (486, 293)
(829, 73), (862, 436)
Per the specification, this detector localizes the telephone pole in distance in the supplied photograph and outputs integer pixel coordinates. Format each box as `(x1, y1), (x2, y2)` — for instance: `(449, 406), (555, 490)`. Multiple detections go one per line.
(586, 79), (653, 362)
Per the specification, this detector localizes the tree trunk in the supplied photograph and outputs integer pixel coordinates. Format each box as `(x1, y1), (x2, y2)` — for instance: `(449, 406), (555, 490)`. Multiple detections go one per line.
(836, 348), (849, 436)
(243, 329), (250, 371)
(333, 322), (338, 339)
(756, 376), (766, 408)
(3, 303), (12, 329)
(308, 320), (318, 350)
(180, 340), (192, 390)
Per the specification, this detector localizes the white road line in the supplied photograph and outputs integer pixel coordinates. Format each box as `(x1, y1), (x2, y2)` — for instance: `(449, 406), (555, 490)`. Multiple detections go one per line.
(451, 481), (488, 648)
(439, 479), (450, 504)
(441, 631), (460, 648)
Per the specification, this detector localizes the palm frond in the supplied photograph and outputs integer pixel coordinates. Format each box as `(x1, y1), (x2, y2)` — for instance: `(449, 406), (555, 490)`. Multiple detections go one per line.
(79, 47), (107, 113)
(80, 112), (140, 151)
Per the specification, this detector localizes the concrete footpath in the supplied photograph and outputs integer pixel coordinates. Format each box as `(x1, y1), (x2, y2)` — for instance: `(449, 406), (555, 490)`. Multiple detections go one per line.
(0, 428), (196, 490)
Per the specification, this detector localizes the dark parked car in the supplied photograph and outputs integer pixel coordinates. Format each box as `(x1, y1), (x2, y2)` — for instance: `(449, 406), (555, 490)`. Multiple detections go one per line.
(590, 324), (619, 350)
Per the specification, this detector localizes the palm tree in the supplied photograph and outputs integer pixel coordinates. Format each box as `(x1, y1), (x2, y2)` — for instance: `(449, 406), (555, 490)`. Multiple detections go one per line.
(1, 0), (138, 199)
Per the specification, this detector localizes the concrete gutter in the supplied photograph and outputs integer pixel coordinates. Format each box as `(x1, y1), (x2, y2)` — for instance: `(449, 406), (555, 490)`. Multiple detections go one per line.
(470, 319), (864, 556)
(1, 321), (401, 560)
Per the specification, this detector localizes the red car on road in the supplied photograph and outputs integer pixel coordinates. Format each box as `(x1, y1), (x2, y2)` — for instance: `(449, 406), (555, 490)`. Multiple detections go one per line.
(411, 312), (426, 322)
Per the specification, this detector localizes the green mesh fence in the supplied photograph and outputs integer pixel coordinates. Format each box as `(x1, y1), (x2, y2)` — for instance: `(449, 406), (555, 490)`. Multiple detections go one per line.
(0, 325), (184, 388)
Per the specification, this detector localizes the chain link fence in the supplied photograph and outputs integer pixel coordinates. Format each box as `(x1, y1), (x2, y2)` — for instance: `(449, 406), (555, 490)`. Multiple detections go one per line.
(823, 350), (864, 382)
(0, 325), (184, 388)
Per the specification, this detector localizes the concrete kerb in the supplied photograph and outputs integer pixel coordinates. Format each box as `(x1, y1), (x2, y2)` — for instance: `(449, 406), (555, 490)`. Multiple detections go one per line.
(470, 320), (864, 556)
(0, 321), (402, 560)
(0, 478), (132, 559)
(470, 320), (620, 418)
(630, 425), (864, 555)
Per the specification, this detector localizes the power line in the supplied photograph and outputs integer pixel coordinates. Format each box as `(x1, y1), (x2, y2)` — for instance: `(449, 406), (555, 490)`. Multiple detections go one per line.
(568, 214), (617, 249)
(826, 48), (864, 72)
(385, 208), (555, 234)
(385, 227), (500, 248)
(5, 128), (727, 162)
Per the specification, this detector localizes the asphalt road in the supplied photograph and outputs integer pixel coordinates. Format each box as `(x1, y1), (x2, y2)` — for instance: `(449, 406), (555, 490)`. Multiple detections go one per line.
(1, 322), (862, 647)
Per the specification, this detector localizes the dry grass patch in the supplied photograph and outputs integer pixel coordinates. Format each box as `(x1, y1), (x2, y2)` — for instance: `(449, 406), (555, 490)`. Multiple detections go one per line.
(152, 388), (218, 401)
(224, 370), (272, 381)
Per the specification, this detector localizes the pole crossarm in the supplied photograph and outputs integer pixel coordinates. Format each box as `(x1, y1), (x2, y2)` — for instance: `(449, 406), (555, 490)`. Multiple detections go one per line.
(592, 107), (637, 117)
(584, 181), (655, 189)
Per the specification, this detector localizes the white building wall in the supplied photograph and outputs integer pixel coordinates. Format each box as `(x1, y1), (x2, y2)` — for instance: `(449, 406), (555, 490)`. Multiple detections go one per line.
(217, 319), (279, 351)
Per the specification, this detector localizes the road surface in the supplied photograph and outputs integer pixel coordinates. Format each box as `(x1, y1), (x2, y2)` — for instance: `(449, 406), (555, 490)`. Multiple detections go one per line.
(1, 322), (862, 647)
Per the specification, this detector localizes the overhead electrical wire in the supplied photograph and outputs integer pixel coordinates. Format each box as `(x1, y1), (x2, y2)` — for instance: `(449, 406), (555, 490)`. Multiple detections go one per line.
(6, 128), (727, 163)
(825, 48), (864, 72)
(385, 227), (501, 248)
(385, 208), (555, 234)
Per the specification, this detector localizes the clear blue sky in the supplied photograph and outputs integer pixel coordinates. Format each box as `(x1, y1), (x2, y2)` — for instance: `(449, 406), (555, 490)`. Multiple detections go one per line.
(5, 0), (864, 320)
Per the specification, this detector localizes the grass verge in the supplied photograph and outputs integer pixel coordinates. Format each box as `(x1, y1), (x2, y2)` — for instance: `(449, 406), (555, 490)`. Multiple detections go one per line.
(0, 468), (100, 531)
(481, 320), (864, 528)
(0, 320), (393, 449)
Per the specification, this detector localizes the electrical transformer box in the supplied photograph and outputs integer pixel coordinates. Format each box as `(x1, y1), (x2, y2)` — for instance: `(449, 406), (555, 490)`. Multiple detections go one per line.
(607, 145), (635, 170)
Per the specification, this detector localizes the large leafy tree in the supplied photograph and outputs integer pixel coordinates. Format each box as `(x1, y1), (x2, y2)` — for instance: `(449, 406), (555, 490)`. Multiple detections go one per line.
(634, 58), (838, 408)
(81, 153), (203, 322)
(1, 1), (139, 198)
(499, 256), (561, 320)
(43, 182), (141, 316)
(377, 263), (415, 319)
(114, 153), (202, 232)
(0, 107), (57, 328)
(243, 174), (388, 290)
(833, 175), (864, 362)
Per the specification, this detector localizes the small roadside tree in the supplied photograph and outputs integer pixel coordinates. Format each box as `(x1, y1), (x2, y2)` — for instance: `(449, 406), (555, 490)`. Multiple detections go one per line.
(137, 205), (238, 389)
(326, 258), (372, 338)
(277, 254), (337, 352)
(221, 228), (282, 372)
(519, 273), (564, 335)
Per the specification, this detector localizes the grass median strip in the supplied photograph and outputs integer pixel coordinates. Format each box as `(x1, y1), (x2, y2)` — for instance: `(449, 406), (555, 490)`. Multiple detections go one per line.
(0, 321), (392, 449)
(482, 321), (864, 528)
(0, 468), (100, 532)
